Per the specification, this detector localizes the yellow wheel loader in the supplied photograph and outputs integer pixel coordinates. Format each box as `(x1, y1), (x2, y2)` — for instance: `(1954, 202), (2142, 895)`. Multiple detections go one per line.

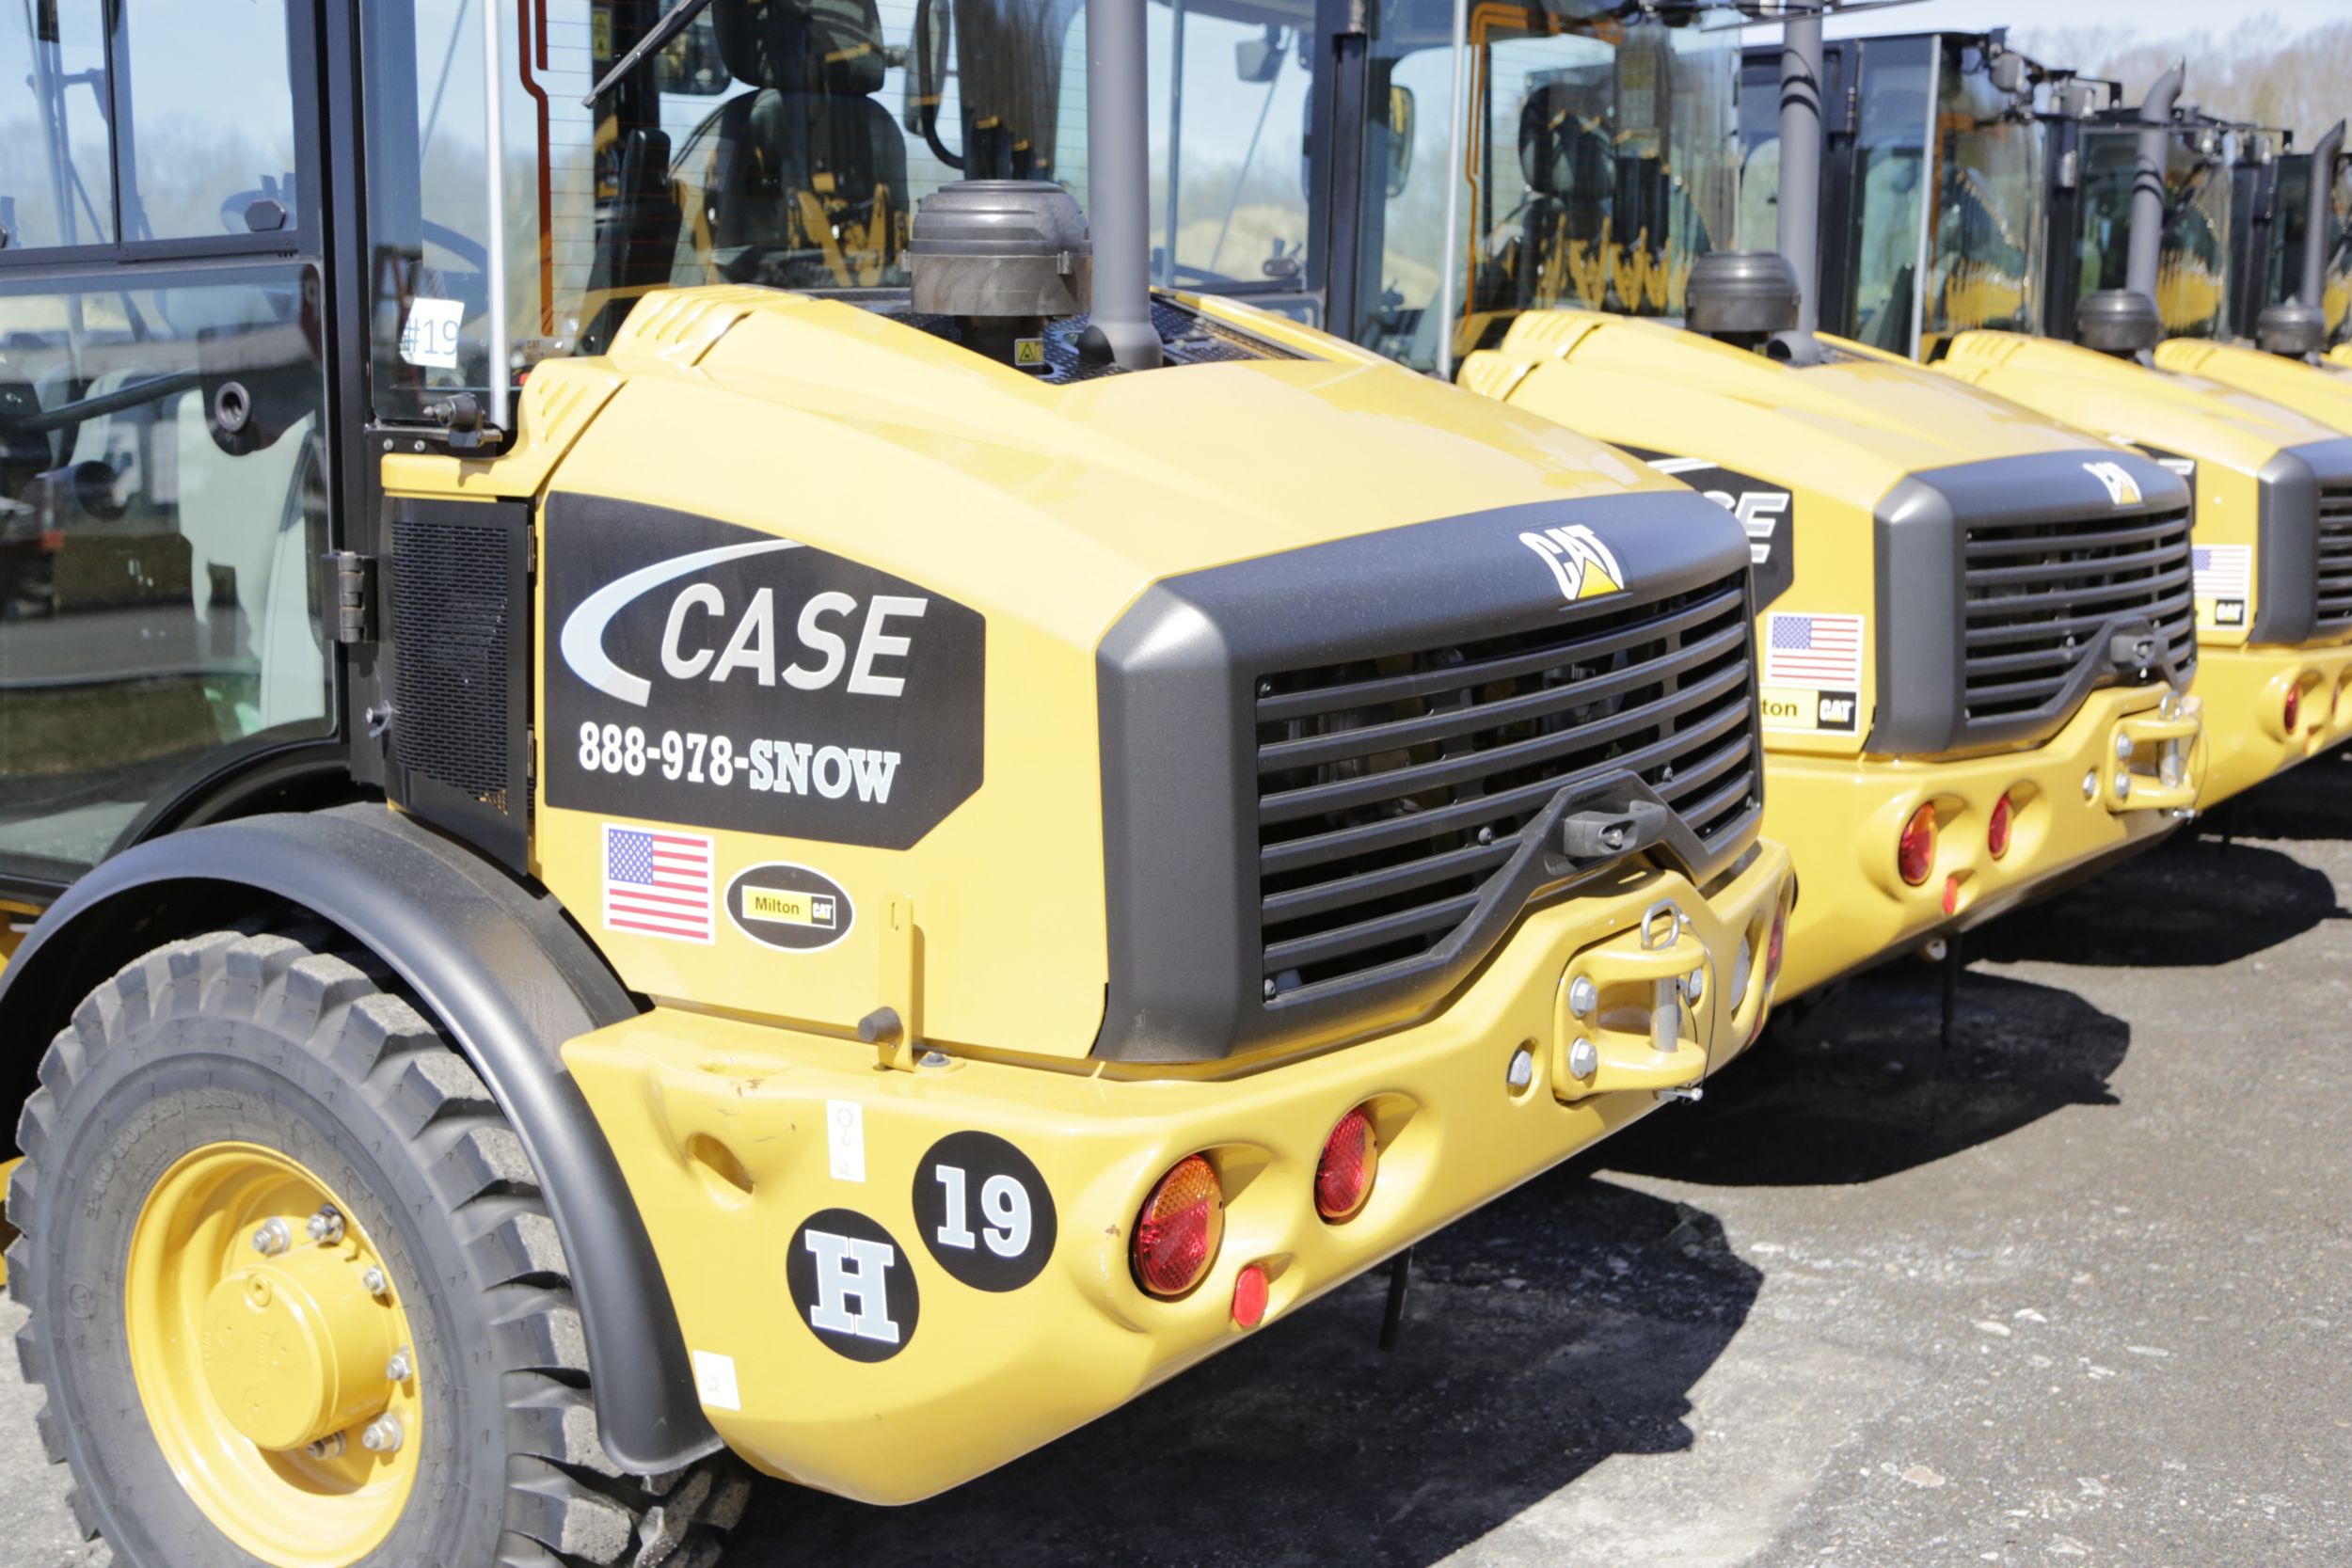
(1192, 0), (2203, 1000)
(1762, 28), (2352, 807)
(0, 2), (1792, 1563)
(2150, 121), (2352, 436)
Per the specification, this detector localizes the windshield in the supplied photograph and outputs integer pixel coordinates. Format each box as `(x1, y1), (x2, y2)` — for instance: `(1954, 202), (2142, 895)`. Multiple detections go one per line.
(2075, 122), (2234, 341)
(1348, 1), (1738, 372)
(1920, 43), (2043, 356)
(361, 0), (1089, 419)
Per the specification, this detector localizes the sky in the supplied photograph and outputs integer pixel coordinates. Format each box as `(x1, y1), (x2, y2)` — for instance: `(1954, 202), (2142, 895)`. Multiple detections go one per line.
(1820, 0), (2347, 38)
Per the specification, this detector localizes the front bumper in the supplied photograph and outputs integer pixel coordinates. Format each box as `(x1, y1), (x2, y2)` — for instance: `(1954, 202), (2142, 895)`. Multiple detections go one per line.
(2190, 641), (2352, 808)
(564, 845), (1790, 1504)
(1765, 684), (2201, 998)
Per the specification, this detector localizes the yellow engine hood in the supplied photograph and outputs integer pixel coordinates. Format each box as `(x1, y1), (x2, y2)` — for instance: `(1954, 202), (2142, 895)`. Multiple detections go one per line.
(1933, 330), (2341, 476)
(1462, 310), (2132, 512)
(2155, 339), (2352, 439)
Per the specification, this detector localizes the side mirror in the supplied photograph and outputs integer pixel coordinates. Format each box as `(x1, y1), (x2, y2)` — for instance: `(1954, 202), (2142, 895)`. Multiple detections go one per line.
(1387, 86), (1416, 198)
(1235, 26), (1283, 85)
(1987, 53), (2026, 97)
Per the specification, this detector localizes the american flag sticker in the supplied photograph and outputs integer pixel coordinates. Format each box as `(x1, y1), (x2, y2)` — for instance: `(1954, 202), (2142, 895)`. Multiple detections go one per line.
(1763, 611), (1865, 689)
(602, 824), (715, 943)
(2193, 544), (2251, 601)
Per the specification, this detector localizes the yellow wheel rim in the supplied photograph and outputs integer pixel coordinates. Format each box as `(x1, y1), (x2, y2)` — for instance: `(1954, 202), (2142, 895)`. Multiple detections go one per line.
(125, 1142), (423, 1568)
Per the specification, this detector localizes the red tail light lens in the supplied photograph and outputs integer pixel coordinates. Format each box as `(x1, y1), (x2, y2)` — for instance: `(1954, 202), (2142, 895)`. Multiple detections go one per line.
(1232, 1262), (1270, 1327)
(1134, 1155), (1223, 1297)
(1987, 795), (2013, 859)
(2284, 684), (2302, 734)
(1898, 803), (1937, 886)
(1765, 901), (1788, 988)
(1314, 1106), (1379, 1223)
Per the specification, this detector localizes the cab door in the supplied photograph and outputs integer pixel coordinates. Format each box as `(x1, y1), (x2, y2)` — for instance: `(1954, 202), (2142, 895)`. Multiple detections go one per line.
(0, 1), (338, 893)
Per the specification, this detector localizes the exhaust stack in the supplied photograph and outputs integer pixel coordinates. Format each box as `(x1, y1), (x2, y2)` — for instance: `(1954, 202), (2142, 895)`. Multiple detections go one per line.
(1773, 1), (1827, 354)
(2257, 119), (2343, 358)
(2124, 62), (2184, 303)
(1078, 0), (1162, 369)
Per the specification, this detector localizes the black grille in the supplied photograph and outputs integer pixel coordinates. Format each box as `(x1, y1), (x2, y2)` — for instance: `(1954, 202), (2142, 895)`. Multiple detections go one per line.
(1960, 502), (2195, 721)
(2316, 485), (2352, 629)
(1253, 573), (1758, 998)
(394, 514), (516, 808)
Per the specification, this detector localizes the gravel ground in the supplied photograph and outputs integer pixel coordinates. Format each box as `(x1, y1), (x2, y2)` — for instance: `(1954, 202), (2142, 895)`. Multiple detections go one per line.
(4, 752), (2346, 1567)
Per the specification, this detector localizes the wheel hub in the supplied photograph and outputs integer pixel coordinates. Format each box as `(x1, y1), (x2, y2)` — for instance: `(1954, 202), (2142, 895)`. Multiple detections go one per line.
(199, 1242), (397, 1452)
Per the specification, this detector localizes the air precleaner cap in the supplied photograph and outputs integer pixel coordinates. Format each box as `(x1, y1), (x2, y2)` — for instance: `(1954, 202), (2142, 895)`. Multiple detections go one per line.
(2074, 289), (2163, 356)
(2254, 299), (2327, 359)
(907, 180), (1092, 321)
(1684, 250), (1803, 338)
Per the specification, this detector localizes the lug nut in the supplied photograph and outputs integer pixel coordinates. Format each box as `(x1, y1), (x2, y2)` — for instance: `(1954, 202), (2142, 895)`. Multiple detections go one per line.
(1505, 1046), (1535, 1090)
(307, 1206), (345, 1245)
(251, 1218), (293, 1257)
(307, 1433), (347, 1460)
(1566, 975), (1598, 1019)
(1566, 1037), (1598, 1079)
(360, 1415), (405, 1454)
(360, 1266), (389, 1298)
(385, 1347), (412, 1384)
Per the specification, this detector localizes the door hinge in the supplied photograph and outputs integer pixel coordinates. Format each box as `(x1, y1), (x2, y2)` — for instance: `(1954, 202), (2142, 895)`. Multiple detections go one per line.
(329, 549), (377, 644)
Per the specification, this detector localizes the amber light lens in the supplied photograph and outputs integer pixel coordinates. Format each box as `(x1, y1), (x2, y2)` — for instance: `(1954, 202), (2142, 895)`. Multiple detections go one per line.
(1898, 803), (1937, 886)
(1314, 1106), (1379, 1222)
(1987, 795), (2013, 859)
(1134, 1155), (1224, 1297)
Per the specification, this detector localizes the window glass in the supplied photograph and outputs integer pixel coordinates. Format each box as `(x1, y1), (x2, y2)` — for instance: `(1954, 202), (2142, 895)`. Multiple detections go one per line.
(1351, 0), (1457, 370)
(2271, 154), (2352, 349)
(1920, 43), (2042, 356)
(362, 0), (1093, 420)
(1839, 40), (1931, 352)
(1351, 1), (1737, 372)
(1732, 51), (1778, 252)
(0, 2), (115, 249)
(0, 269), (333, 872)
(2078, 124), (2233, 341)
(117, 2), (302, 241)
(1148, 0), (1314, 292)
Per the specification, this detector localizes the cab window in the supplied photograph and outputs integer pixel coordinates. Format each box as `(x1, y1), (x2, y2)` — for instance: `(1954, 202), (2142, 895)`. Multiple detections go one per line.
(1146, 0), (1315, 296)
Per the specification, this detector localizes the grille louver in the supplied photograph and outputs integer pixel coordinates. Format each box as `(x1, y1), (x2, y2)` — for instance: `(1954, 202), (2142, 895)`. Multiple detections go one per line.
(1254, 573), (1759, 1000)
(2316, 485), (2352, 629)
(1960, 502), (2195, 722)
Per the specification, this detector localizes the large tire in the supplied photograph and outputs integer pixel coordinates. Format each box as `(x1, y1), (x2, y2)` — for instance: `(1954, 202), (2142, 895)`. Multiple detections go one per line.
(6, 928), (749, 1568)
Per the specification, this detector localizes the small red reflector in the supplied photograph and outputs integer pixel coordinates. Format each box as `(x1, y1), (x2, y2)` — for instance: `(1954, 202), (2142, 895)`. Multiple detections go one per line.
(1987, 795), (2013, 859)
(1942, 876), (1961, 916)
(1898, 803), (1936, 887)
(2284, 684), (2302, 733)
(1314, 1106), (1379, 1223)
(1765, 901), (1788, 987)
(1134, 1155), (1224, 1298)
(1232, 1263), (1269, 1327)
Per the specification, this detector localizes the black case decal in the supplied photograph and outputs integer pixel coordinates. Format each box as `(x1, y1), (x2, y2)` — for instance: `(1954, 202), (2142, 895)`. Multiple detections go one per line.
(545, 496), (984, 847)
(1622, 447), (1797, 609)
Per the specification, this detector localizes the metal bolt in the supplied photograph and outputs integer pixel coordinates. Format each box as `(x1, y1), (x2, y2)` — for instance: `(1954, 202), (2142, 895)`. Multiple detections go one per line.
(307, 1433), (346, 1460)
(1681, 967), (1706, 1005)
(1922, 937), (1950, 963)
(916, 1050), (951, 1069)
(1654, 1085), (1704, 1104)
(361, 1266), (389, 1298)
(2114, 731), (2134, 761)
(2114, 769), (2132, 801)
(306, 1206), (345, 1245)
(1256, 679), (1273, 698)
(251, 1218), (293, 1257)
(1565, 1037), (1598, 1079)
(1566, 975), (1598, 1019)
(1263, 977), (1278, 1000)
(1505, 1047), (1535, 1090)
(1476, 825), (1494, 846)
(386, 1347), (412, 1383)
(2081, 768), (2099, 800)
(360, 1416), (405, 1454)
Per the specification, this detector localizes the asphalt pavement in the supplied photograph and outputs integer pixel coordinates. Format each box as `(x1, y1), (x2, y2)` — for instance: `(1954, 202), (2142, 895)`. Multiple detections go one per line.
(4, 752), (2346, 1567)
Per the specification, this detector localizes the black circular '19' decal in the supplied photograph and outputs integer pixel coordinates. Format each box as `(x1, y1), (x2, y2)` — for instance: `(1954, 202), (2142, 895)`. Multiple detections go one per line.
(911, 1132), (1057, 1291)
(785, 1209), (919, 1361)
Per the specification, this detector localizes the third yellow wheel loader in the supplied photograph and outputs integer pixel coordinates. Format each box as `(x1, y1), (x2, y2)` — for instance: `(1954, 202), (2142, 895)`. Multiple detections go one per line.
(1183, 0), (2205, 1001)
(1767, 28), (2352, 808)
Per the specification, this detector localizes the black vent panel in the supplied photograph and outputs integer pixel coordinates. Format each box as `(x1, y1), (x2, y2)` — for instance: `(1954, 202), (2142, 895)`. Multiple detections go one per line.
(1961, 502), (2195, 721)
(2316, 485), (2352, 629)
(1254, 573), (1758, 1000)
(389, 497), (532, 871)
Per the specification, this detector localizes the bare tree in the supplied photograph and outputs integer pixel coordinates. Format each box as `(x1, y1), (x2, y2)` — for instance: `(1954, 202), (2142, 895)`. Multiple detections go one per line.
(2013, 14), (2352, 149)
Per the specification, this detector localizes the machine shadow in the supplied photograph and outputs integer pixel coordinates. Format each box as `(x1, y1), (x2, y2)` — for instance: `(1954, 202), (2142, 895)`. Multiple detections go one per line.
(747, 1175), (1761, 1567)
(1602, 966), (2129, 1189)
(1965, 835), (2344, 970)
(2198, 744), (2352, 843)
